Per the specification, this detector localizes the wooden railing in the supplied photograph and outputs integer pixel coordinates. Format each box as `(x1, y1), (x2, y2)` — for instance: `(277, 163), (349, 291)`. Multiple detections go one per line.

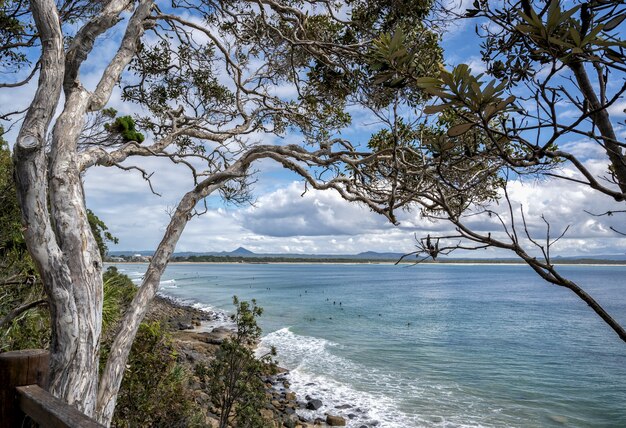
(0, 350), (104, 428)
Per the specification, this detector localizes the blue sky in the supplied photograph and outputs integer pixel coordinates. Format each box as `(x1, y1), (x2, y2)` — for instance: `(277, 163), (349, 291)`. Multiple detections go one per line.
(3, 1), (626, 256)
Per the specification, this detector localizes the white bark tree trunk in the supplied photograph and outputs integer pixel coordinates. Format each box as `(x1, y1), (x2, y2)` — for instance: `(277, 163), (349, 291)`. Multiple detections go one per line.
(15, 0), (102, 415)
(13, 0), (152, 419)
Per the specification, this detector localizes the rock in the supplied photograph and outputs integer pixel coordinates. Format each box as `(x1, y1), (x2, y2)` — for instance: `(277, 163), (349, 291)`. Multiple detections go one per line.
(283, 417), (296, 428)
(306, 399), (323, 410)
(359, 425), (368, 428)
(313, 418), (325, 426)
(348, 413), (357, 419)
(326, 415), (346, 426)
(177, 321), (194, 330)
(261, 409), (275, 421)
(335, 404), (352, 409)
(286, 392), (297, 401)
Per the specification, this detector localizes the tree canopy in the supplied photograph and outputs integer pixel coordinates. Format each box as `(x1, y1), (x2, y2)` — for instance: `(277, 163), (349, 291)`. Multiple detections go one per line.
(1, 0), (625, 425)
(1, 0), (442, 424)
(360, 0), (626, 341)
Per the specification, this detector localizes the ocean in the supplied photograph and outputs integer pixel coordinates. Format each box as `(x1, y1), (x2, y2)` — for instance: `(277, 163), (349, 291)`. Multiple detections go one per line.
(115, 263), (626, 427)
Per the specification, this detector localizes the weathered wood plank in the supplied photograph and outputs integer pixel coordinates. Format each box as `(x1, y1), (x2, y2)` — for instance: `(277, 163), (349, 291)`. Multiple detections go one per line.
(0, 349), (48, 428)
(17, 385), (104, 428)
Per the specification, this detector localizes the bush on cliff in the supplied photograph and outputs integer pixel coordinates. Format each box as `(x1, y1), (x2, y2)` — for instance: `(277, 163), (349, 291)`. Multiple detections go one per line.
(196, 296), (276, 428)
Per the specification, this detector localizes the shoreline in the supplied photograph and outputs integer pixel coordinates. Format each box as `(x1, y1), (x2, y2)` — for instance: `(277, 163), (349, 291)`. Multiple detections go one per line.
(113, 260), (626, 267)
(152, 294), (348, 427)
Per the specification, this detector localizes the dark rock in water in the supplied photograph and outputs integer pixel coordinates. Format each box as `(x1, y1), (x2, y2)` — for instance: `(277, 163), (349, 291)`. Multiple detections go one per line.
(305, 395), (312, 401)
(335, 404), (352, 409)
(348, 413), (357, 419)
(359, 426), (368, 428)
(370, 421), (379, 426)
(306, 399), (323, 410)
(305, 382), (316, 386)
(326, 414), (346, 426)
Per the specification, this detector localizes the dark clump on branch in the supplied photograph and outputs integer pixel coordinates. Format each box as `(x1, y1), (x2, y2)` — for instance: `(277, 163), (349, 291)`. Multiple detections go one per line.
(105, 116), (145, 143)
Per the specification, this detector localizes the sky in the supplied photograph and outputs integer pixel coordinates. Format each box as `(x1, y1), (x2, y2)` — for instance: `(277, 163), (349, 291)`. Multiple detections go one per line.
(3, 1), (626, 257)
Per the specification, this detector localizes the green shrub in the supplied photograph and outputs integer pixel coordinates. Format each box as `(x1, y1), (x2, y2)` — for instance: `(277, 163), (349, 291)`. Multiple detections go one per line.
(196, 297), (276, 428)
(102, 267), (137, 333)
(111, 321), (201, 428)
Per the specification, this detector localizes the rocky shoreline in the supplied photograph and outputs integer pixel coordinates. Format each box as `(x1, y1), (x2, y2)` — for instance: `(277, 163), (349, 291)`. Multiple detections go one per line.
(148, 295), (357, 427)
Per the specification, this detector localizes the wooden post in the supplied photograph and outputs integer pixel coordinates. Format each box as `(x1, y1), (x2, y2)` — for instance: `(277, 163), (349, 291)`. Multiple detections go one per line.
(0, 349), (49, 428)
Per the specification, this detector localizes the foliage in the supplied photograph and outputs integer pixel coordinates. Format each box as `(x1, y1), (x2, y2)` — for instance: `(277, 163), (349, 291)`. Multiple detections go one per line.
(98, 268), (202, 427)
(105, 115), (145, 143)
(101, 267), (137, 334)
(0, 131), (48, 352)
(0, 128), (30, 277)
(362, 0), (626, 341)
(111, 321), (201, 428)
(88, 210), (119, 259)
(1, 0), (446, 420)
(196, 297), (276, 428)
(0, 0), (31, 69)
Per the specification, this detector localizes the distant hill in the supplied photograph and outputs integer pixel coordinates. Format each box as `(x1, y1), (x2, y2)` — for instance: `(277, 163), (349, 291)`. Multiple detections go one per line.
(229, 246), (255, 256)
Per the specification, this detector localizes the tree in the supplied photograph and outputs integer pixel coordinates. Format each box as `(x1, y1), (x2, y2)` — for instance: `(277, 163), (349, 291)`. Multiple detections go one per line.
(1, 134), (118, 348)
(197, 297), (275, 428)
(0, 129), (48, 349)
(357, 0), (626, 342)
(2, 0), (440, 424)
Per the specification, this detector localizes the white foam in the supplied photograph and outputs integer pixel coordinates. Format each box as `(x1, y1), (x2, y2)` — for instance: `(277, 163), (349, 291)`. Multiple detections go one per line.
(260, 328), (432, 427)
(159, 279), (178, 289)
(259, 328), (507, 428)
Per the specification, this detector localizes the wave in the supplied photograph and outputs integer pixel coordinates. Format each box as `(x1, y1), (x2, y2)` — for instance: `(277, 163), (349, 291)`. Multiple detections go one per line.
(259, 328), (511, 428)
(259, 328), (430, 428)
(159, 279), (178, 289)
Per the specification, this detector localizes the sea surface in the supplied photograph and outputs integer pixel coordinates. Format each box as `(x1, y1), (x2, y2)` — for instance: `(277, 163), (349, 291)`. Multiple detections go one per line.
(114, 263), (626, 427)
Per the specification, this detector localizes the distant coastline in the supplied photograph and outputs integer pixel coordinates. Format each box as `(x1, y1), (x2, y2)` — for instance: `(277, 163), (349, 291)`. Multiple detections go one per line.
(107, 246), (626, 265)
(107, 256), (626, 266)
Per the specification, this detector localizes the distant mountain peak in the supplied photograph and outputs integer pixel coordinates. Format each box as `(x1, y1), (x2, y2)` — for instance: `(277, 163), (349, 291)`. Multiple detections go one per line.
(231, 246), (254, 255)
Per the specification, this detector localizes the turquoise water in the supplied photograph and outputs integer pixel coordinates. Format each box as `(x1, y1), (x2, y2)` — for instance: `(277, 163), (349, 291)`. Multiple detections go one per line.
(116, 263), (626, 427)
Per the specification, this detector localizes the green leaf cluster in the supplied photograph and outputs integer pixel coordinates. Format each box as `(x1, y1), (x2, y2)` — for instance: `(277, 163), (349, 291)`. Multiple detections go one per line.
(514, 1), (626, 64)
(110, 321), (202, 428)
(101, 267), (136, 333)
(367, 26), (443, 107)
(105, 115), (145, 143)
(87, 209), (119, 258)
(0, 0), (31, 68)
(476, 1), (626, 83)
(196, 297), (276, 428)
